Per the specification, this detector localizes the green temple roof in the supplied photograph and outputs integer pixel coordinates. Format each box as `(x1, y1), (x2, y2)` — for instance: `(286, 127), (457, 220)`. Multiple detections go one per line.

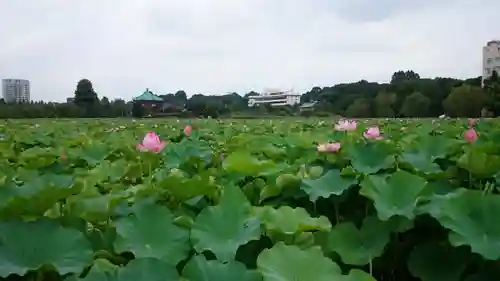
(133, 88), (163, 102)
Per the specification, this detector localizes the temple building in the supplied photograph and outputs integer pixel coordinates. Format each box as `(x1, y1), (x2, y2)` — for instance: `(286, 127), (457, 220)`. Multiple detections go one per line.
(132, 88), (164, 116)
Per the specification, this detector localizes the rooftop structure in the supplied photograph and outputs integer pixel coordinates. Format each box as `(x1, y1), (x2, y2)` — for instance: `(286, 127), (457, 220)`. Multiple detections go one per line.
(133, 88), (163, 102)
(247, 89), (301, 107)
(483, 40), (500, 81)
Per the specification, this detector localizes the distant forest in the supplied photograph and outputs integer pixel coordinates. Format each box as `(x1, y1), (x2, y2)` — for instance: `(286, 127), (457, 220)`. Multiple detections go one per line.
(1, 70), (499, 119)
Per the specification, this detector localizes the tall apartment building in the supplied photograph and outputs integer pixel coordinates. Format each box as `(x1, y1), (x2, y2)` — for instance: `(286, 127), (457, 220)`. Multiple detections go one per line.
(483, 40), (500, 81)
(1, 79), (30, 103)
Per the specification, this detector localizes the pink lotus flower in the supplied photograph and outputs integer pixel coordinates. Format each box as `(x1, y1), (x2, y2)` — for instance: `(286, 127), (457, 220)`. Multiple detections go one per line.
(184, 125), (192, 136)
(136, 132), (167, 153)
(464, 128), (478, 143)
(468, 118), (478, 127)
(335, 119), (357, 131)
(363, 126), (383, 140)
(317, 142), (341, 152)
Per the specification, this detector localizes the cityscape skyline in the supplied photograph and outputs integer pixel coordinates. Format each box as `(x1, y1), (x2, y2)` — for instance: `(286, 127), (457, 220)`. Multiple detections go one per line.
(1, 1), (499, 102)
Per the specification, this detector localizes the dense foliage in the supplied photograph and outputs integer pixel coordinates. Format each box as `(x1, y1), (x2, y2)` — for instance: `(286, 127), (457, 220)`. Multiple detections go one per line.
(1, 70), (499, 118)
(0, 118), (499, 281)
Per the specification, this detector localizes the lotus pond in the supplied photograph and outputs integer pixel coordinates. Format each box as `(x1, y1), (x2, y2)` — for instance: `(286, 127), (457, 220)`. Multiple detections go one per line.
(0, 118), (499, 281)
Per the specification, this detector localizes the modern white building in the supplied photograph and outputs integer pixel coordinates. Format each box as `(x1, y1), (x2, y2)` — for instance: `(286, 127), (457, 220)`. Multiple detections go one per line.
(483, 40), (500, 81)
(2, 79), (30, 103)
(248, 89), (301, 107)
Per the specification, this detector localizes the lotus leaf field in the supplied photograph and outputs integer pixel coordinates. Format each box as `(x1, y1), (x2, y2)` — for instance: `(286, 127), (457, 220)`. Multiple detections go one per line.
(1, 118), (500, 281)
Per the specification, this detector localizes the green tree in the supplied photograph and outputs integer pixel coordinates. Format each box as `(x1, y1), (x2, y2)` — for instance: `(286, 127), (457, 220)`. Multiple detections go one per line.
(345, 98), (371, 117)
(483, 70), (500, 116)
(400, 92), (430, 117)
(390, 70), (420, 84)
(132, 102), (144, 118)
(443, 84), (488, 117)
(373, 91), (396, 117)
(73, 79), (99, 116)
(174, 90), (188, 104)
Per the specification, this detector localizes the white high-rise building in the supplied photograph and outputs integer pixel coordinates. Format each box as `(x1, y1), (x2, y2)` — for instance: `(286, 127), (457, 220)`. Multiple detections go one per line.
(483, 40), (500, 81)
(248, 89), (301, 107)
(2, 79), (30, 103)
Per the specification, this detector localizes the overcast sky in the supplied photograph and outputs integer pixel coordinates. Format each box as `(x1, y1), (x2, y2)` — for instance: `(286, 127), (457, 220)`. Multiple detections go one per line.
(0, 0), (498, 102)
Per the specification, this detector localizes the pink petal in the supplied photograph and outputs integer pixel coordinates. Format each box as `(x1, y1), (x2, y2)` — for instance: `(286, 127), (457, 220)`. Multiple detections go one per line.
(143, 132), (161, 148)
(184, 125), (192, 136)
(317, 142), (341, 152)
(317, 144), (327, 152)
(136, 144), (148, 152)
(464, 128), (478, 143)
(154, 141), (168, 152)
(326, 143), (341, 152)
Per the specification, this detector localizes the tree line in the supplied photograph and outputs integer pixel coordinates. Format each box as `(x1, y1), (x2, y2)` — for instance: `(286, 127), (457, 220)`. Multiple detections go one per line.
(0, 70), (499, 119)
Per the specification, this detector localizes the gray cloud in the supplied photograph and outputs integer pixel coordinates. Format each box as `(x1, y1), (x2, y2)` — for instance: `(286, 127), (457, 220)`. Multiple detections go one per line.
(0, 0), (498, 101)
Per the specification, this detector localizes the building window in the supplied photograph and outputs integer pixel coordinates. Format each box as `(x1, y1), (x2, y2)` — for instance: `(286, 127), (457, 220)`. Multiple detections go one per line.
(487, 58), (493, 64)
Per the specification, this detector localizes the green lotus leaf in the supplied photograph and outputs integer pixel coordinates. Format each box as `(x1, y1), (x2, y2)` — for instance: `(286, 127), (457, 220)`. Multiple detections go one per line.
(222, 152), (278, 176)
(400, 135), (450, 173)
(87, 160), (130, 183)
(262, 143), (286, 159)
(116, 258), (179, 281)
(464, 267), (500, 281)
(68, 259), (117, 281)
(308, 166), (324, 178)
(80, 143), (112, 166)
(275, 173), (301, 189)
(113, 203), (190, 266)
(257, 242), (342, 281)
(301, 169), (357, 201)
(67, 194), (123, 222)
(155, 169), (219, 201)
(70, 258), (179, 281)
(0, 174), (78, 218)
(401, 150), (441, 174)
(253, 206), (331, 235)
(182, 255), (262, 281)
(342, 269), (378, 281)
(18, 147), (60, 169)
(163, 140), (213, 168)
(360, 170), (428, 220)
(347, 142), (395, 174)
(407, 241), (468, 281)
(0, 178), (18, 210)
(0, 218), (93, 277)
(259, 174), (288, 202)
(191, 185), (262, 262)
(326, 216), (391, 265)
(91, 258), (118, 273)
(424, 188), (500, 260)
(263, 231), (316, 250)
(87, 225), (116, 253)
(458, 148), (500, 178)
